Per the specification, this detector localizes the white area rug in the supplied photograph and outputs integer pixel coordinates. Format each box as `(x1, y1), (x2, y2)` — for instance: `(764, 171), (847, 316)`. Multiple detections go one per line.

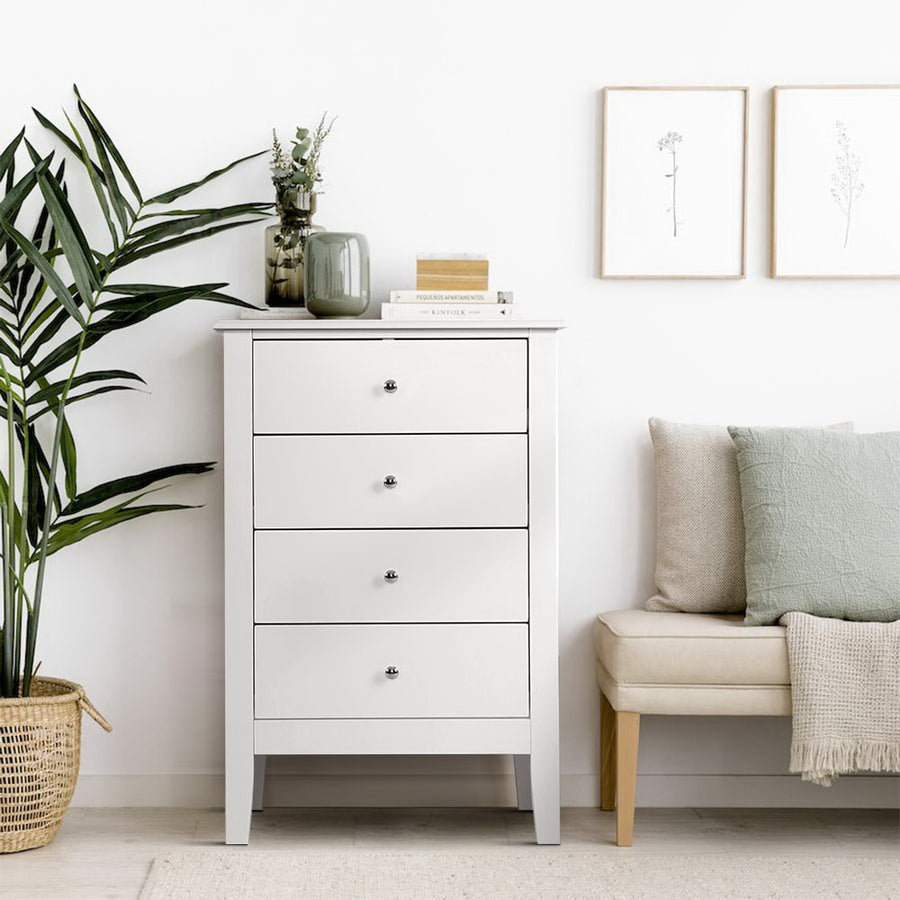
(140, 851), (900, 899)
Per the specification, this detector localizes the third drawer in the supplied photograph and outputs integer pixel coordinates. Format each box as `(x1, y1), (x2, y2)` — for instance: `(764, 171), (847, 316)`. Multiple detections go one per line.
(255, 529), (529, 623)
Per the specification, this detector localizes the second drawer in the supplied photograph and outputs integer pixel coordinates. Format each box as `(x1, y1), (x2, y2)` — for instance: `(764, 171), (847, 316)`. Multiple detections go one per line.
(254, 434), (528, 528)
(255, 529), (529, 623)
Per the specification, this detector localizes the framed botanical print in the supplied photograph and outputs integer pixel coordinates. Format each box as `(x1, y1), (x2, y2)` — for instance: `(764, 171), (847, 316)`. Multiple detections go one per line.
(600, 86), (748, 279)
(771, 85), (900, 278)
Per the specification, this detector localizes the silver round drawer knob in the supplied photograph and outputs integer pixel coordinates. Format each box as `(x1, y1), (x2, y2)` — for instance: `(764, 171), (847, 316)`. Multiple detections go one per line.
(383, 475), (398, 489)
(385, 666), (400, 679)
(384, 569), (399, 583)
(383, 379), (398, 393)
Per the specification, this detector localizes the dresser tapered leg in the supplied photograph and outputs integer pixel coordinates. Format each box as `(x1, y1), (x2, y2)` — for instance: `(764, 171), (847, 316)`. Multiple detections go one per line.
(530, 746), (561, 844)
(225, 749), (253, 845)
(513, 754), (533, 811)
(252, 755), (267, 811)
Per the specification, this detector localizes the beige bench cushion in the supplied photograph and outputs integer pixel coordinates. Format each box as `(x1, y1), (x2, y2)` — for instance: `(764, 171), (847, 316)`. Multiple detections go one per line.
(595, 609), (792, 716)
(595, 609), (790, 686)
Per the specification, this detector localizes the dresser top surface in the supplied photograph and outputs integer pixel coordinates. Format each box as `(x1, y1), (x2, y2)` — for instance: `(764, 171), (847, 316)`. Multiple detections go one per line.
(214, 317), (565, 332)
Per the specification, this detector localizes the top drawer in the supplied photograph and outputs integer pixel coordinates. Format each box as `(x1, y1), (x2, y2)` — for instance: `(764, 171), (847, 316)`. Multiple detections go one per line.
(253, 339), (527, 434)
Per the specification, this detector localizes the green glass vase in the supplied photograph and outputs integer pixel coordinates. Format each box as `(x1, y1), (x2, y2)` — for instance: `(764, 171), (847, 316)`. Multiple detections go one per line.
(304, 232), (370, 318)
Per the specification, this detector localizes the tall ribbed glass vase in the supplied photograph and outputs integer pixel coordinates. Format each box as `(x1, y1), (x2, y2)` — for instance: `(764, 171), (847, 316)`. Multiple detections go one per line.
(264, 192), (322, 307)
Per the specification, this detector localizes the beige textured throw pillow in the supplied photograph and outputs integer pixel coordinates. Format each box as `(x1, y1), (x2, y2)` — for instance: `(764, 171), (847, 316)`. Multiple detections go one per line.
(646, 418), (852, 615)
(646, 418), (747, 614)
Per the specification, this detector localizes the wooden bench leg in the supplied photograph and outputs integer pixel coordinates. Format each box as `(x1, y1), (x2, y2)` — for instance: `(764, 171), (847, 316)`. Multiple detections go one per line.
(615, 711), (640, 847)
(599, 692), (616, 811)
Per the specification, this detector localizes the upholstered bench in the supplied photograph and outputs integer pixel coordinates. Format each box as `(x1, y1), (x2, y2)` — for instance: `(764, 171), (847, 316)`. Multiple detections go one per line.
(594, 609), (791, 846)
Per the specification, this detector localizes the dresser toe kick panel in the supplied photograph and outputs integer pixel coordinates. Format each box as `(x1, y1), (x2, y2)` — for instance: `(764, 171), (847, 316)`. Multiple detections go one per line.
(220, 323), (561, 844)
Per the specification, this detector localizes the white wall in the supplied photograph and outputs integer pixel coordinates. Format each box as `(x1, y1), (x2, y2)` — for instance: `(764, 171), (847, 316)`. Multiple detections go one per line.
(4, 0), (898, 809)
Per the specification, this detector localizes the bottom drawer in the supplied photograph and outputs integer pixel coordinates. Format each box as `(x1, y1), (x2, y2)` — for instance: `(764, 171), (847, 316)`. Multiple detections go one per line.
(255, 624), (529, 719)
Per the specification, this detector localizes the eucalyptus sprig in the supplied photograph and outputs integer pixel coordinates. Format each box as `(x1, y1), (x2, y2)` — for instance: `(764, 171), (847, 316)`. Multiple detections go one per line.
(270, 113), (335, 203)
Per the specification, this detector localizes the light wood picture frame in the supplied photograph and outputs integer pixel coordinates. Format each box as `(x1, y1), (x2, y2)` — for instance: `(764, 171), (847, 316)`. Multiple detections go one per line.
(600, 86), (748, 279)
(771, 84), (900, 278)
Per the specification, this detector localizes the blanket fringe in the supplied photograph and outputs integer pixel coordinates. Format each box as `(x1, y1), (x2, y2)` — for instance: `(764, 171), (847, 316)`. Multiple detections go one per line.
(791, 740), (900, 787)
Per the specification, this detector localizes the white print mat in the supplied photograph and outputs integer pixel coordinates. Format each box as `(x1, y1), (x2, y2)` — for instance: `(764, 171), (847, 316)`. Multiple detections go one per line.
(140, 850), (900, 899)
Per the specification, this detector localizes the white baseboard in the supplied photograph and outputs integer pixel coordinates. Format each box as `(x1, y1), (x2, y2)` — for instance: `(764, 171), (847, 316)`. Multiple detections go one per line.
(72, 774), (224, 808)
(638, 774), (898, 808)
(72, 772), (899, 809)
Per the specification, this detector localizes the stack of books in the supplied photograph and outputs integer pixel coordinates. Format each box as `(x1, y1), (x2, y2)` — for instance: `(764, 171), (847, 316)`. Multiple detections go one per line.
(381, 290), (516, 320)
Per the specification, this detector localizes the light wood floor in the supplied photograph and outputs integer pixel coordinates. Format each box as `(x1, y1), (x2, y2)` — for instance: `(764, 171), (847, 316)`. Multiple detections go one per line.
(4, 807), (898, 899)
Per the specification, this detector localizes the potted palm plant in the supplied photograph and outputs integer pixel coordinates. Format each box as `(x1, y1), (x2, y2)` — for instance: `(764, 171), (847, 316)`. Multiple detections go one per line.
(0, 87), (267, 852)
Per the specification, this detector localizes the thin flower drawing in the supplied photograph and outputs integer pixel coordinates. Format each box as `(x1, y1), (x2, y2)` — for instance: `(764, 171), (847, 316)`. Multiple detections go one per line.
(657, 131), (683, 237)
(830, 121), (864, 249)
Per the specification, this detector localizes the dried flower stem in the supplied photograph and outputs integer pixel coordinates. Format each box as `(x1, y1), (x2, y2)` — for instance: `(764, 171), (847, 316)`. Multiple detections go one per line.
(830, 121), (864, 249)
(657, 131), (683, 237)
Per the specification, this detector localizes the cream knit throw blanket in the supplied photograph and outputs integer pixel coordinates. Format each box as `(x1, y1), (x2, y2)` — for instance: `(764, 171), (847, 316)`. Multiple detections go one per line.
(781, 612), (900, 786)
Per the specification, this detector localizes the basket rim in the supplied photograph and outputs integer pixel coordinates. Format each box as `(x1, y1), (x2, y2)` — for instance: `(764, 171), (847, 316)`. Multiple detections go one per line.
(0, 676), (83, 707)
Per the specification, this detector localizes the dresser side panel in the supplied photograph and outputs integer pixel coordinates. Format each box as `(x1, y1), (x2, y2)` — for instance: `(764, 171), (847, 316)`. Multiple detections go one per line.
(223, 330), (255, 843)
(527, 330), (561, 844)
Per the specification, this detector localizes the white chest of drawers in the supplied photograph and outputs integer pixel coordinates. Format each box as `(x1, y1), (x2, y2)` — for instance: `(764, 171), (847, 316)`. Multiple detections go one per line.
(217, 319), (562, 845)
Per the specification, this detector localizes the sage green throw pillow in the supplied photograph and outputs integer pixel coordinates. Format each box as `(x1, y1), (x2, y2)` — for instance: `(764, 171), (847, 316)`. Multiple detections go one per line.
(646, 418), (853, 615)
(728, 427), (900, 627)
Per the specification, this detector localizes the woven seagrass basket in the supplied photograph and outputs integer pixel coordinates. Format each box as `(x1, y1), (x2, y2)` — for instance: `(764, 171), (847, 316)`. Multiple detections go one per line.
(0, 677), (111, 853)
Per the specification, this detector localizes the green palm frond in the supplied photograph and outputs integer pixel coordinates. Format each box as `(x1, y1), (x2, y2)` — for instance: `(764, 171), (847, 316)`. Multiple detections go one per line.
(0, 88), (271, 697)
